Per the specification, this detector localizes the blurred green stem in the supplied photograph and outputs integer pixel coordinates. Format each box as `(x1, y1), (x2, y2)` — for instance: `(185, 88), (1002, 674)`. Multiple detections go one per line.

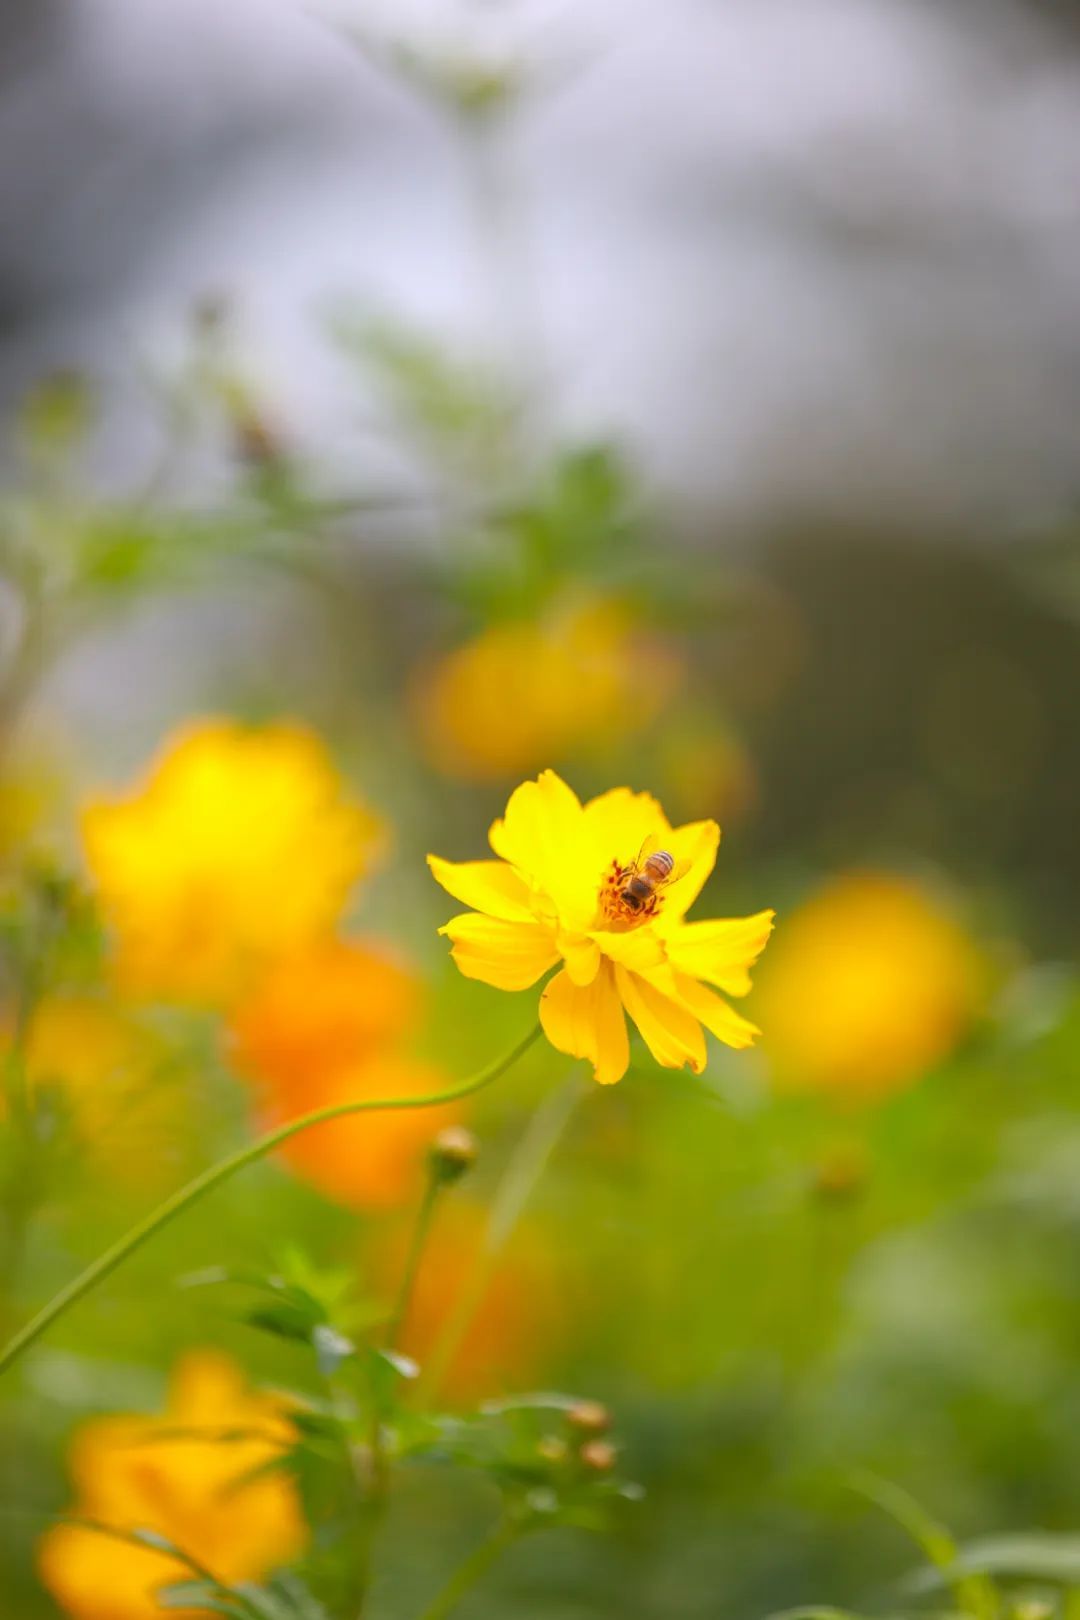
(416, 1516), (520, 1620)
(420, 1068), (584, 1405)
(0, 1021), (542, 1379)
(387, 1164), (444, 1352)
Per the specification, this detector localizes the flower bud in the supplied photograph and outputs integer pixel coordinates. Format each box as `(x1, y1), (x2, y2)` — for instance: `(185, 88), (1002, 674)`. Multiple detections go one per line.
(428, 1125), (478, 1185)
(567, 1399), (610, 1435)
(537, 1435), (569, 1465)
(579, 1438), (617, 1473)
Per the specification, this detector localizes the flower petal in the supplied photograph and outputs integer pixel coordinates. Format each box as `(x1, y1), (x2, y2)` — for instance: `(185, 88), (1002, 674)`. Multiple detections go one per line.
(581, 786), (670, 872)
(670, 971), (761, 1050)
(663, 909), (775, 994)
(488, 771), (590, 922)
(539, 962), (629, 1085)
(427, 855), (537, 922)
(557, 930), (602, 987)
(594, 928), (666, 972)
(614, 965), (706, 1074)
(440, 914), (559, 991)
(657, 819), (721, 921)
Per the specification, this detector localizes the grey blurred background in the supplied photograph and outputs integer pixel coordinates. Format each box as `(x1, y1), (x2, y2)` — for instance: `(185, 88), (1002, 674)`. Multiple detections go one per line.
(2, 0), (1080, 526)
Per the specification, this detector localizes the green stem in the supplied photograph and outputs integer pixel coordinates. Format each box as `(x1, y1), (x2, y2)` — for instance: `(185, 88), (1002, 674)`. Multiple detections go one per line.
(387, 1166), (443, 1353)
(421, 1069), (584, 1405)
(417, 1517), (520, 1620)
(0, 1022), (543, 1379)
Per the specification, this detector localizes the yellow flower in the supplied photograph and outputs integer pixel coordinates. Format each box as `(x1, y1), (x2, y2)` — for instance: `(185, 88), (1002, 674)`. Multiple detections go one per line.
(81, 719), (383, 1006)
(413, 597), (682, 780)
(228, 938), (462, 1210)
(37, 1351), (307, 1620)
(754, 870), (984, 1101)
(8, 996), (187, 1190)
(428, 770), (773, 1085)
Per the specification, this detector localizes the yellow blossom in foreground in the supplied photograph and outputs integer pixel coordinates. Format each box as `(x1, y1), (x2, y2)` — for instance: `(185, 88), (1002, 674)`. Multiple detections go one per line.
(8, 996), (187, 1190)
(414, 598), (682, 780)
(38, 1351), (307, 1620)
(428, 770), (773, 1085)
(229, 939), (461, 1209)
(81, 719), (383, 1005)
(754, 870), (984, 1101)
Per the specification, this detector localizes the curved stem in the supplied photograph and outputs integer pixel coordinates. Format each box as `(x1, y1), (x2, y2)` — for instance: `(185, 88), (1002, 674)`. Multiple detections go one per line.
(0, 1022), (542, 1379)
(417, 1517), (520, 1620)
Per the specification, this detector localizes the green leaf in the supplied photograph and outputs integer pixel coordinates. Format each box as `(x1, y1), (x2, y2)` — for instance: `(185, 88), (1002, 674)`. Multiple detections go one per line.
(908, 1535), (1080, 1590)
(311, 1323), (355, 1378)
(157, 1581), (244, 1616)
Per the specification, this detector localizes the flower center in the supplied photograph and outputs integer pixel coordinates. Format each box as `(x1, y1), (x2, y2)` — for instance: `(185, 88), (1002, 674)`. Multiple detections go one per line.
(597, 857), (663, 931)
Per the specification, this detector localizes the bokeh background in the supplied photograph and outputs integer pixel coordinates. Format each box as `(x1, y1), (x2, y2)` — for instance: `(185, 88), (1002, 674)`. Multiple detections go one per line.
(2, 2), (1080, 1617)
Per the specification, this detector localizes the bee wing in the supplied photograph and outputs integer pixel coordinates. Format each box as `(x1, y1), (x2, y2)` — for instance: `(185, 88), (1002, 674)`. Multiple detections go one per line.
(664, 853), (694, 886)
(635, 833), (692, 886)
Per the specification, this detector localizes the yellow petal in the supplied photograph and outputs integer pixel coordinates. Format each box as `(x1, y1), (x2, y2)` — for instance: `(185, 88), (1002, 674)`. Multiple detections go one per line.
(658, 819), (721, 920)
(671, 971), (760, 1050)
(614, 965), (706, 1074)
(488, 771), (590, 922)
(426, 855), (537, 922)
(580, 785), (670, 871)
(594, 927), (667, 972)
(663, 909), (775, 994)
(440, 914), (559, 991)
(557, 930), (602, 986)
(539, 962), (629, 1085)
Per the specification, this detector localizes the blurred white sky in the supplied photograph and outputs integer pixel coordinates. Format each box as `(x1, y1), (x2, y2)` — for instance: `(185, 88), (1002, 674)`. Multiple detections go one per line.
(2, 0), (1079, 532)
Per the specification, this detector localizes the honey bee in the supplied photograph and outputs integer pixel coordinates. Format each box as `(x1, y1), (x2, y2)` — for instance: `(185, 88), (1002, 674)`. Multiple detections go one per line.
(619, 835), (690, 913)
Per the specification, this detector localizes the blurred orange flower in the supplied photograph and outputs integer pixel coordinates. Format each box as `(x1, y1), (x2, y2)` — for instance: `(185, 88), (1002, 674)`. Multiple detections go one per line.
(755, 870), (985, 1102)
(375, 1199), (562, 1404)
(413, 596), (682, 780)
(81, 719), (383, 1006)
(429, 770), (773, 1085)
(37, 1351), (307, 1620)
(7, 995), (188, 1190)
(228, 938), (460, 1209)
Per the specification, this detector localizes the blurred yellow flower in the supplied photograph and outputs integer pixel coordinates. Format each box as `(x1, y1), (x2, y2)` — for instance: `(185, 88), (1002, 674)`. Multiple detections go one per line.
(7, 996), (187, 1190)
(429, 769), (773, 1085)
(228, 938), (461, 1209)
(81, 719), (383, 1005)
(37, 1350), (307, 1620)
(754, 870), (984, 1101)
(413, 597), (682, 779)
(374, 1199), (562, 1404)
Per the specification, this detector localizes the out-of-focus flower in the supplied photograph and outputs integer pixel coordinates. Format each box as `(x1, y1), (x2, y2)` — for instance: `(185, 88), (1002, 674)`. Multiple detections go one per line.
(754, 870), (984, 1101)
(38, 1351), (307, 1620)
(228, 939), (460, 1209)
(375, 1200), (561, 1404)
(7, 996), (186, 1189)
(655, 710), (759, 829)
(413, 598), (682, 780)
(81, 719), (383, 1006)
(429, 770), (773, 1085)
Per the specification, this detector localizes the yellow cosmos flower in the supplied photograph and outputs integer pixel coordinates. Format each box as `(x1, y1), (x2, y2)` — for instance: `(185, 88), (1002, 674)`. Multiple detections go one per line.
(81, 719), (383, 1006)
(37, 1351), (307, 1620)
(413, 597), (682, 780)
(755, 870), (984, 1101)
(428, 770), (773, 1085)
